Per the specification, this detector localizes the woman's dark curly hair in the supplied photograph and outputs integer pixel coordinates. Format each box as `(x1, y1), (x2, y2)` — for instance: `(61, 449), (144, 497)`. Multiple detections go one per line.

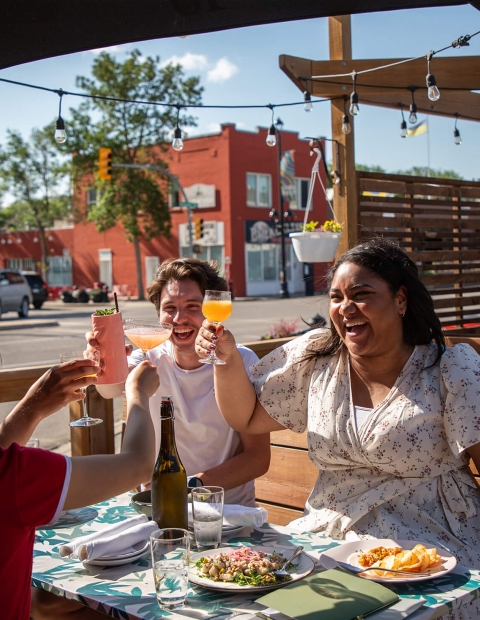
(313, 237), (445, 366)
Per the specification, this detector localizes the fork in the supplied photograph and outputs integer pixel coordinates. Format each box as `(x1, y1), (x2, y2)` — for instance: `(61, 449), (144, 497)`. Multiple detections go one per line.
(336, 560), (431, 577)
(273, 545), (304, 577)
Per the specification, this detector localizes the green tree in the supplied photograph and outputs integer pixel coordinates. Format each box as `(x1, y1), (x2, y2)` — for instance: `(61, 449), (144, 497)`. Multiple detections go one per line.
(395, 166), (464, 179)
(66, 50), (203, 299)
(0, 128), (69, 275)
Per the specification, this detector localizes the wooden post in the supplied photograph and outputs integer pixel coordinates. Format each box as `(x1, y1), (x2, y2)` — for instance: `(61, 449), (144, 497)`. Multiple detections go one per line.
(329, 15), (359, 254)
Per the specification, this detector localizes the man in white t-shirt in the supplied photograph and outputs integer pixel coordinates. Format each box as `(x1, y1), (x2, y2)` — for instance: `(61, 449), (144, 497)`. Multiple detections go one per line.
(93, 258), (270, 506)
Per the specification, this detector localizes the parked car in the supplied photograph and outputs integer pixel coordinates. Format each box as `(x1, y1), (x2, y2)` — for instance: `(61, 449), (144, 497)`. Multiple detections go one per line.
(21, 271), (49, 309)
(0, 269), (33, 319)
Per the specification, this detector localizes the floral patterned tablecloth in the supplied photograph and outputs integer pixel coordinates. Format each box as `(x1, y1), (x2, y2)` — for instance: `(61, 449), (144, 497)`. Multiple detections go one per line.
(33, 493), (480, 620)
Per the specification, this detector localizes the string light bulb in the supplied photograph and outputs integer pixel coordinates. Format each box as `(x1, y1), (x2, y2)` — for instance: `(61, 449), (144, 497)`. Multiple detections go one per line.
(454, 116), (462, 145)
(426, 51), (440, 102)
(409, 88), (418, 124)
(349, 72), (359, 116)
(266, 124), (276, 147)
(400, 107), (407, 138)
(172, 106), (184, 151)
(172, 127), (184, 151)
(54, 90), (67, 144)
(303, 90), (313, 112)
(342, 114), (351, 134)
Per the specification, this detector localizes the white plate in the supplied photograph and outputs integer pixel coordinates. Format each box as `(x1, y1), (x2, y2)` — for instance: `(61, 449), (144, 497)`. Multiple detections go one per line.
(320, 539), (457, 583)
(189, 545), (315, 592)
(221, 525), (246, 536)
(83, 541), (150, 566)
(188, 524), (246, 535)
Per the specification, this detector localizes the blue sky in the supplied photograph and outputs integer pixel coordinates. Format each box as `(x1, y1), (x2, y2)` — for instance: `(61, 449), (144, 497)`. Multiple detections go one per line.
(0, 4), (479, 184)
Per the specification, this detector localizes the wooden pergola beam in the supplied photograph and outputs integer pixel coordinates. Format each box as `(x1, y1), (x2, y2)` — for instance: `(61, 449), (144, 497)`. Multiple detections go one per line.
(280, 55), (480, 94)
(356, 90), (480, 122)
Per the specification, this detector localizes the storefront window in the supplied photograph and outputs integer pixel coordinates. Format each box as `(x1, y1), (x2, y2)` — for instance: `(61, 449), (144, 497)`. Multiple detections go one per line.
(246, 173), (271, 207)
(262, 245), (277, 280)
(247, 246), (262, 281)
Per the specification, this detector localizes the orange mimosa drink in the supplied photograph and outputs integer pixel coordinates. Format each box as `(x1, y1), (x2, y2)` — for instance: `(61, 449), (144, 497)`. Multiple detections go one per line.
(202, 299), (232, 323)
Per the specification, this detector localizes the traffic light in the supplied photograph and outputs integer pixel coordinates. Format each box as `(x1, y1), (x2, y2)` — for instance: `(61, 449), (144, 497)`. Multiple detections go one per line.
(98, 147), (112, 180)
(194, 218), (204, 239)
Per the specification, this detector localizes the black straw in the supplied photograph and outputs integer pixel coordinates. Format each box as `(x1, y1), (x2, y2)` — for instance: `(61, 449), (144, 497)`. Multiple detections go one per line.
(114, 292), (119, 313)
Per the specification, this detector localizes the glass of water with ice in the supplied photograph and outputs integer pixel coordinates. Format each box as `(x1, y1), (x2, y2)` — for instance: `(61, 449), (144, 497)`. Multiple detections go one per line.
(192, 486), (224, 550)
(150, 529), (190, 611)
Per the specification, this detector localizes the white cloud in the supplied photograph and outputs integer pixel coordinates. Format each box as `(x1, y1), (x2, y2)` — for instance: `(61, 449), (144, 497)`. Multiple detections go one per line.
(88, 45), (123, 55)
(207, 58), (239, 83)
(161, 53), (208, 71)
(208, 122), (222, 133)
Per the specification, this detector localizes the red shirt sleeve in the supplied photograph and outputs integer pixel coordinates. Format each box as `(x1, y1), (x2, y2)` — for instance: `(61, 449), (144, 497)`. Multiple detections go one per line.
(8, 444), (68, 528)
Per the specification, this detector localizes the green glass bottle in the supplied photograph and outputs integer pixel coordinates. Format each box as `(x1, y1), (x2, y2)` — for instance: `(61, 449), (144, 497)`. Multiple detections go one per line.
(151, 396), (188, 530)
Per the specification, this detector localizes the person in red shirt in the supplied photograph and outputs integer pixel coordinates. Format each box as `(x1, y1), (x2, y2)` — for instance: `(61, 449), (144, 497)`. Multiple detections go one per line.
(0, 357), (159, 620)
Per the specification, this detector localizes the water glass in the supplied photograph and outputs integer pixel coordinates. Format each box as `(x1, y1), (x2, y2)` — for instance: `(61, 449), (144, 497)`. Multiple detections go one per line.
(192, 486), (224, 550)
(150, 528), (190, 611)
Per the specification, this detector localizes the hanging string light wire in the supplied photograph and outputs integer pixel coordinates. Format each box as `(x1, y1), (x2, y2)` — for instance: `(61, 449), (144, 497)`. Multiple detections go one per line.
(342, 97), (351, 134)
(349, 71), (360, 116)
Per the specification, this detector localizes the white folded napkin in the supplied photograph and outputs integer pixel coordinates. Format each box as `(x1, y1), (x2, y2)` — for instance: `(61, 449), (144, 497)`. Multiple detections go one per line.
(188, 504), (268, 528)
(59, 514), (150, 559)
(78, 521), (158, 562)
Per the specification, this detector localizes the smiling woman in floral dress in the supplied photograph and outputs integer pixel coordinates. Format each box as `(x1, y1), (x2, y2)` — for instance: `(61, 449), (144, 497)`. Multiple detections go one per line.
(196, 237), (480, 620)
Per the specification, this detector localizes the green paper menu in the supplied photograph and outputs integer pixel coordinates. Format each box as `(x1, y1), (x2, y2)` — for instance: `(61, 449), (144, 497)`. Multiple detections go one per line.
(256, 569), (400, 620)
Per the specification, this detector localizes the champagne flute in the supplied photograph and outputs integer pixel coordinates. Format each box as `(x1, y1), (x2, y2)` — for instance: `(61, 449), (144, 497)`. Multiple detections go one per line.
(59, 349), (102, 427)
(123, 319), (173, 360)
(200, 290), (232, 365)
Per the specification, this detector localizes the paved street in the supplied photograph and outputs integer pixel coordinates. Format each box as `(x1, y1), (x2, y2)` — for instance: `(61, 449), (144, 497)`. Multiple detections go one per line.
(0, 293), (329, 452)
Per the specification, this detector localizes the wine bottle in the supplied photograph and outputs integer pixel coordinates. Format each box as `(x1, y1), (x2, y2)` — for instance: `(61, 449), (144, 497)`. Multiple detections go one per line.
(151, 396), (188, 530)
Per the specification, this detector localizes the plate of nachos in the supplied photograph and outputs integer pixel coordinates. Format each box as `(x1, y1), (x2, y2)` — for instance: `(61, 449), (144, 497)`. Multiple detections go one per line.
(320, 538), (457, 583)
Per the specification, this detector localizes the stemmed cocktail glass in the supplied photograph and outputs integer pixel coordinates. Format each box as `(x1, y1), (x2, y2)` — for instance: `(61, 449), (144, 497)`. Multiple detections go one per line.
(123, 319), (173, 360)
(200, 290), (232, 365)
(59, 349), (102, 427)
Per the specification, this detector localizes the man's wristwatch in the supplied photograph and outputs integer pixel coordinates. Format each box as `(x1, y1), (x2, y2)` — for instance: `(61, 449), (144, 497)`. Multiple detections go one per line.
(187, 476), (204, 488)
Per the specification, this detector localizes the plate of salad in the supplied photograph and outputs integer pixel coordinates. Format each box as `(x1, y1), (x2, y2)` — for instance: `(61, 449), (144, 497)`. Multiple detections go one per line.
(189, 545), (315, 591)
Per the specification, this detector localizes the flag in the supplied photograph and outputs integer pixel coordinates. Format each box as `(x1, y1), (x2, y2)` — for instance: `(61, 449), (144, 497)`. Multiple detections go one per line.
(407, 119), (428, 138)
(280, 150), (296, 200)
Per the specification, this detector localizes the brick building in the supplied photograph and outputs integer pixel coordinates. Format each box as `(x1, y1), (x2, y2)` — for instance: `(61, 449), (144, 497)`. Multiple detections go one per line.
(0, 124), (330, 298)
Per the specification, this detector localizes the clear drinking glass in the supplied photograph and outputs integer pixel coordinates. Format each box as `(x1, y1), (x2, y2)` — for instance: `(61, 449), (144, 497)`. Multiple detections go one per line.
(200, 291), (232, 365)
(123, 319), (173, 360)
(192, 486), (224, 550)
(150, 528), (190, 611)
(59, 349), (102, 427)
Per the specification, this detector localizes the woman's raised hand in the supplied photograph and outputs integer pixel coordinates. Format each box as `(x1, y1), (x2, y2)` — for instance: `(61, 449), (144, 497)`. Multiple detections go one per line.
(196, 319), (237, 364)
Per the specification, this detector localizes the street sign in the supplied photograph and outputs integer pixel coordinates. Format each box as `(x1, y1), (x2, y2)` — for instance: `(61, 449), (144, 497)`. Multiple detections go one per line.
(179, 202), (198, 208)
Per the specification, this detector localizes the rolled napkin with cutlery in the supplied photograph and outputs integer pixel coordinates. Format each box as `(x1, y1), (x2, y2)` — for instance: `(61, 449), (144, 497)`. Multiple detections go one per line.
(188, 503), (268, 528)
(59, 514), (150, 559)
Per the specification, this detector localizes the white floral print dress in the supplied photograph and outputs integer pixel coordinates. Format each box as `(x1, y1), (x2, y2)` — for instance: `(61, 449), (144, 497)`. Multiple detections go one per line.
(252, 329), (480, 620)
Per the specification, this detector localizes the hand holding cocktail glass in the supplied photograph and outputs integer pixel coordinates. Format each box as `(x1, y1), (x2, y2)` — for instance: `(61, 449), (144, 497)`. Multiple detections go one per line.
(59, 350), (101, 427)
(199, 290), (232, 365)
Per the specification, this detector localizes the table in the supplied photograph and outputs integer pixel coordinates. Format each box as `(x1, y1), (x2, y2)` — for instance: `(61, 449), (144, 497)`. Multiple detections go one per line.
(33, 493), (480, 620)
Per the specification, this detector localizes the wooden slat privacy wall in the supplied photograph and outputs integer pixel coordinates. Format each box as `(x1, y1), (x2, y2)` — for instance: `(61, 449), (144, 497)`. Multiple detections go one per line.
(358, 172), (480, 335)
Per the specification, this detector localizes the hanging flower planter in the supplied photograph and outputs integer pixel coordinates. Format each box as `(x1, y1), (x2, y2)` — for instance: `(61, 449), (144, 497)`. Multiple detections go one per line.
(290, 230), (341, 263)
